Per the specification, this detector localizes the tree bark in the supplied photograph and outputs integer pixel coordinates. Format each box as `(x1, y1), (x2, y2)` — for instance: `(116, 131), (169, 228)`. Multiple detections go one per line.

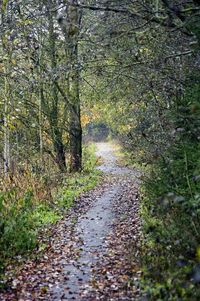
(53, 129), (66, 172)
(2, 11), (11, 175)
(67, 0), (82, 172)
(47, 0), (67, 172)
(3, 88), (10, 174)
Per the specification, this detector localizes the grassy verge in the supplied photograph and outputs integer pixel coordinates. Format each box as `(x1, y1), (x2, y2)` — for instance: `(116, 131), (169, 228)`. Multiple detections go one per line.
(112, 142), (146, 172)
(0, 143), (101, 287)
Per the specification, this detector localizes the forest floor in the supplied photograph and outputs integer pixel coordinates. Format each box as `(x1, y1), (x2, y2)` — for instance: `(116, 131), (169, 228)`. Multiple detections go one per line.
(0, 142), (142, 301)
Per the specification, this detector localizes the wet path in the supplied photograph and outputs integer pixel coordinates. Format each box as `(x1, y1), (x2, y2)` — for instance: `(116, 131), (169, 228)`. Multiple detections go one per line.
(51, 185), (121, 300)
(95, 143), (136, 175)
(0, 142), (141, 301)
(50, 143), (137, 300)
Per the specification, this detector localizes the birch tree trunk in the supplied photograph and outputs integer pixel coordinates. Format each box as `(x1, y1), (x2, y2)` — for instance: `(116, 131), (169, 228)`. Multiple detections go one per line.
(38, 39), (44, 165)
(3, 84), (10, 174)
(2, 10), (11, 175)
(39, 85), (43, 164)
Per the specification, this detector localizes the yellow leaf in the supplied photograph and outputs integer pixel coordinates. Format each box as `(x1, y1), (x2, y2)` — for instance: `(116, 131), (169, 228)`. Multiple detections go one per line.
(12, 59), (17, 65)
(2, 0), (9, 13)
(196, 246), (200, 261)
(0, 63), (5, 71)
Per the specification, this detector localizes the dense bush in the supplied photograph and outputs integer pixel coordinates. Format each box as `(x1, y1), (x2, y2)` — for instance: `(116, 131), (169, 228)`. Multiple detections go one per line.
(140, 78), (200, 300)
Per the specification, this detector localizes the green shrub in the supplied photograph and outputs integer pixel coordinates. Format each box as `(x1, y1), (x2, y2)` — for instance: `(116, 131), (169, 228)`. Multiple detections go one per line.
(0, 143), (101, 286)
(140, 79), (200, 300)
(82, 143), (98, 173)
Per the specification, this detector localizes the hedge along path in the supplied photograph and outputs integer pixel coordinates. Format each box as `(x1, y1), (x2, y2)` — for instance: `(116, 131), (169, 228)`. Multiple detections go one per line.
(1, 142), (141, 301)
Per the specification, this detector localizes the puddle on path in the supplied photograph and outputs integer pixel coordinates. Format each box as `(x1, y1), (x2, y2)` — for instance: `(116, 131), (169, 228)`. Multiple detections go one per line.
(50, 142), (136, 300)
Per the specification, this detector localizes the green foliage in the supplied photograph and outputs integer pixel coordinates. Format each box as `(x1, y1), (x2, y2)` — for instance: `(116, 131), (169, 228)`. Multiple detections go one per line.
(56, 144), (101, 209)
(1, 0), (9, 13)
(82, 143), (99, 172)
(0, 190), (37, 283)
(56, 172), (100, 209)
(0, 144), (101, 286)
(32, 204), (61, 226)
(140, 79), (200, 300)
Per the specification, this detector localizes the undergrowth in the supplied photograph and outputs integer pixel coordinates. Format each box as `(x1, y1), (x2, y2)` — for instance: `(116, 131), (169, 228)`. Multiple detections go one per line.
(119, 77), (200, 300)
(139, 80), (200, 300)
(0, 143), (101, 287)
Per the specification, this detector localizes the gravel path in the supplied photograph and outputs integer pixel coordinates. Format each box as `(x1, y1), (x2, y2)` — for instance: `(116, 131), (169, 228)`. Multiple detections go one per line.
(0, 143), (141, 301)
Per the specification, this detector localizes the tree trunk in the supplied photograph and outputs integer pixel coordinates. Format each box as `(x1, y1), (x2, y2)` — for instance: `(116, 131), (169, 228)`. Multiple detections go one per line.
(47, 0), (66, 172)
(69, 102), (82, 172)
(53, 130), (66, 172)
(2, 12), (11, 175)
(4, 95), (10, 174)
(68, 0), (82, 172)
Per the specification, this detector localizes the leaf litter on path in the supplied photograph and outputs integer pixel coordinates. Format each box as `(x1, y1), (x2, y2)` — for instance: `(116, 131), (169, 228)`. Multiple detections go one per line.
(0, 143), (142, 301)
(80, 177), (142, 301)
